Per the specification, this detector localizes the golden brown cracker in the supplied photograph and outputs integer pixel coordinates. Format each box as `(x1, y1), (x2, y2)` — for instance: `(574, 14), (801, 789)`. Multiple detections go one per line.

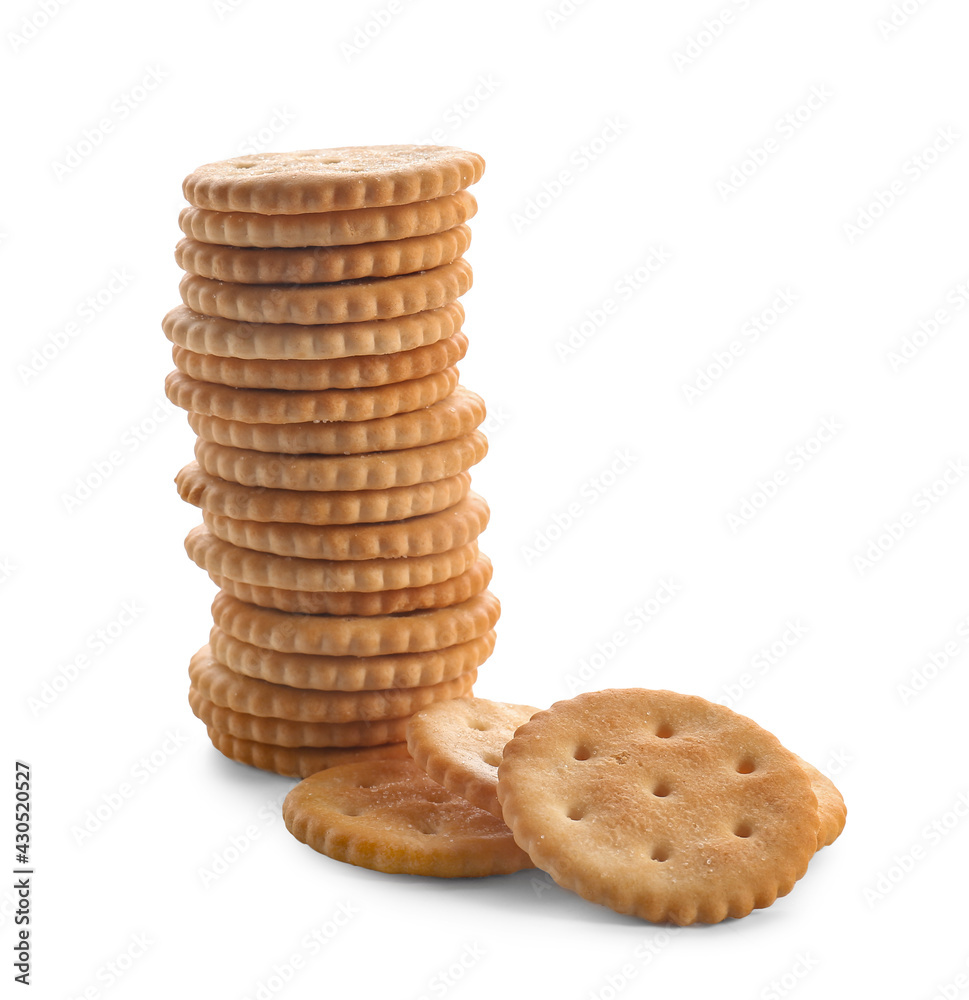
(179, 259), (471, 325)
(183, 146), (485, 215)
(282, 759), (532, 877)
(407, 697), (539, 818)
(210, 588), (500, 656)
(496, 688), (820, 925)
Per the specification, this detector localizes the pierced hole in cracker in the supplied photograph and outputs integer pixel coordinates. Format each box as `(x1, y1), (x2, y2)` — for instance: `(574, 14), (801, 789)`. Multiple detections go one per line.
(573, 746), (592, 761)
(734, 822), (753, 839)
(652, 782), (672, 798)
(736, 758), (756, 774)
(654, 722), (674, 739)
(650, 846), (671, 862)
(470, 721), (493, 732)
(480, 750), (502, 768)
(567, 805), (586, 821)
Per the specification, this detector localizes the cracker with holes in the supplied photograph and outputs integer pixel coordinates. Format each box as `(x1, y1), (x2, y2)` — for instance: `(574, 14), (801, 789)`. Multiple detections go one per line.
(496, 688), (820, 925)
(282, 759), (532, 877)
(406, 697), (538, 818)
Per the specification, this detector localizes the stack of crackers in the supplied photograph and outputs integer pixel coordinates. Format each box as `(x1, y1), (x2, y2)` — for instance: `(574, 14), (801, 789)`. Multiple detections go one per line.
(163, 146), (499, 776)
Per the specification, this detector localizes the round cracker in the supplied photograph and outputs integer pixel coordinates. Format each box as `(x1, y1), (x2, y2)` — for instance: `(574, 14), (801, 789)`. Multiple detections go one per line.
(165, 366), (459, 424)
(174, 225), (471, 284)
(175, 463), (472, 526)
(210, 588), (500, 656)
(207, 553), (492, 616)
(282, 760), (532, 877)
(200, 491), (489, 560)
(192, 431), (487, 492)
(185, 386), (485, 455)
(183, 146), (485, 215)
(179, 258), (471, 326)
(184, 523), (478, 593)
(178, 190), (476, 248)
(209, 625), (497, 691)
(189, 646), (477, 723)
(205, 726), (411, 778)
(407, 697), (539, 818)
(189, 687), (412, 748)
(496, 688), (820, 925)
(170, 331), (468, 390)
(161, 302), (464, 361)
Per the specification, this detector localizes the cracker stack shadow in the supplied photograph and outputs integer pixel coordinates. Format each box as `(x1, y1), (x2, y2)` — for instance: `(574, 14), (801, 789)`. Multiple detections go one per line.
(163, 146), (495, 777)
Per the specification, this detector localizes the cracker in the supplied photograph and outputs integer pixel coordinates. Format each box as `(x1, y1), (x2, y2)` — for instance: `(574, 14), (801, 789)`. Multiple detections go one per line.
(179, 259), (472, 325)
(183, 146), (485, 215)
(184, 523), (478, 592)
(407, 697), (539, 818)
(175, 226), (471, 284)
(170, 331), (468, 390)
(209, 625), (496, 691)
(162, 302), (464, 361)
(211, 589), (500, 656)
(165, 366), (459, 424)
(282, 760), (532, 877)
(209, 553), (492, 616)
(205, 725), (411, 778)
(797, 757), (847, 849)
(189, 688), (411, 747)
(178, 190), (476, 248)
(189, 645), (476, 722)
(192, 431), (487, 491)
(496, 689), (820, 925)
(201, 491), (489, 560)
(175, 463), (472, 525)
(185, 386), (485, 455)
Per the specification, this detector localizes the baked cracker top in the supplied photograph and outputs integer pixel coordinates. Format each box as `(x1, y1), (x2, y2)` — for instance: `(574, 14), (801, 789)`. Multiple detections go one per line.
(183, 146), (485, 215)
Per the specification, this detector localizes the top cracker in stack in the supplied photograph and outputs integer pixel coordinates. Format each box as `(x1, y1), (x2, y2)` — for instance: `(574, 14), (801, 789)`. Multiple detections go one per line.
(163, 146), (496, 777)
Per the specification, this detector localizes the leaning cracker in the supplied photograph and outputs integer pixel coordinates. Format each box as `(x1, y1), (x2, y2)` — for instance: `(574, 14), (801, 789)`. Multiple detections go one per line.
(189, 688), (412, 748)
(202, 492), (489, 560)
(179, 190), (477, 248)
(165, 366), (459, 424)
(175, 226), (471, 284)
(184, 523), (478, 592)
(209, 553), (492, 616)
(180, 259), (472, 325)
(205, 725), (411, 778)
(184, 146), (485, 214)
(797, 757), (847, 849)
(209, 625), (496, 691)
(189, 646), (476, 722)
(496, 689), (819, 925)
(170, 331), (468, 390)
(185, 386), (485, 455)
(162, 302), (464, 361)
(282, 760), (532, 877)
(193, 431), (487, 491)
(211, 589), (500, 656)
(407, 697), (539, 818)
(175, 463), (472, 525)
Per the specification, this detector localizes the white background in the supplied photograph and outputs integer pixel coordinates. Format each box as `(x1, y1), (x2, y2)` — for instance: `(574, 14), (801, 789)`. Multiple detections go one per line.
(4, 0), (969, 997)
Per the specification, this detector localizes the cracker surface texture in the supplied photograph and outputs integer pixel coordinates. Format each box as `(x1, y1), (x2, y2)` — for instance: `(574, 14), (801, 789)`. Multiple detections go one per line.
(283, 759), (532, 877)
(497, 688), (820, 925)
